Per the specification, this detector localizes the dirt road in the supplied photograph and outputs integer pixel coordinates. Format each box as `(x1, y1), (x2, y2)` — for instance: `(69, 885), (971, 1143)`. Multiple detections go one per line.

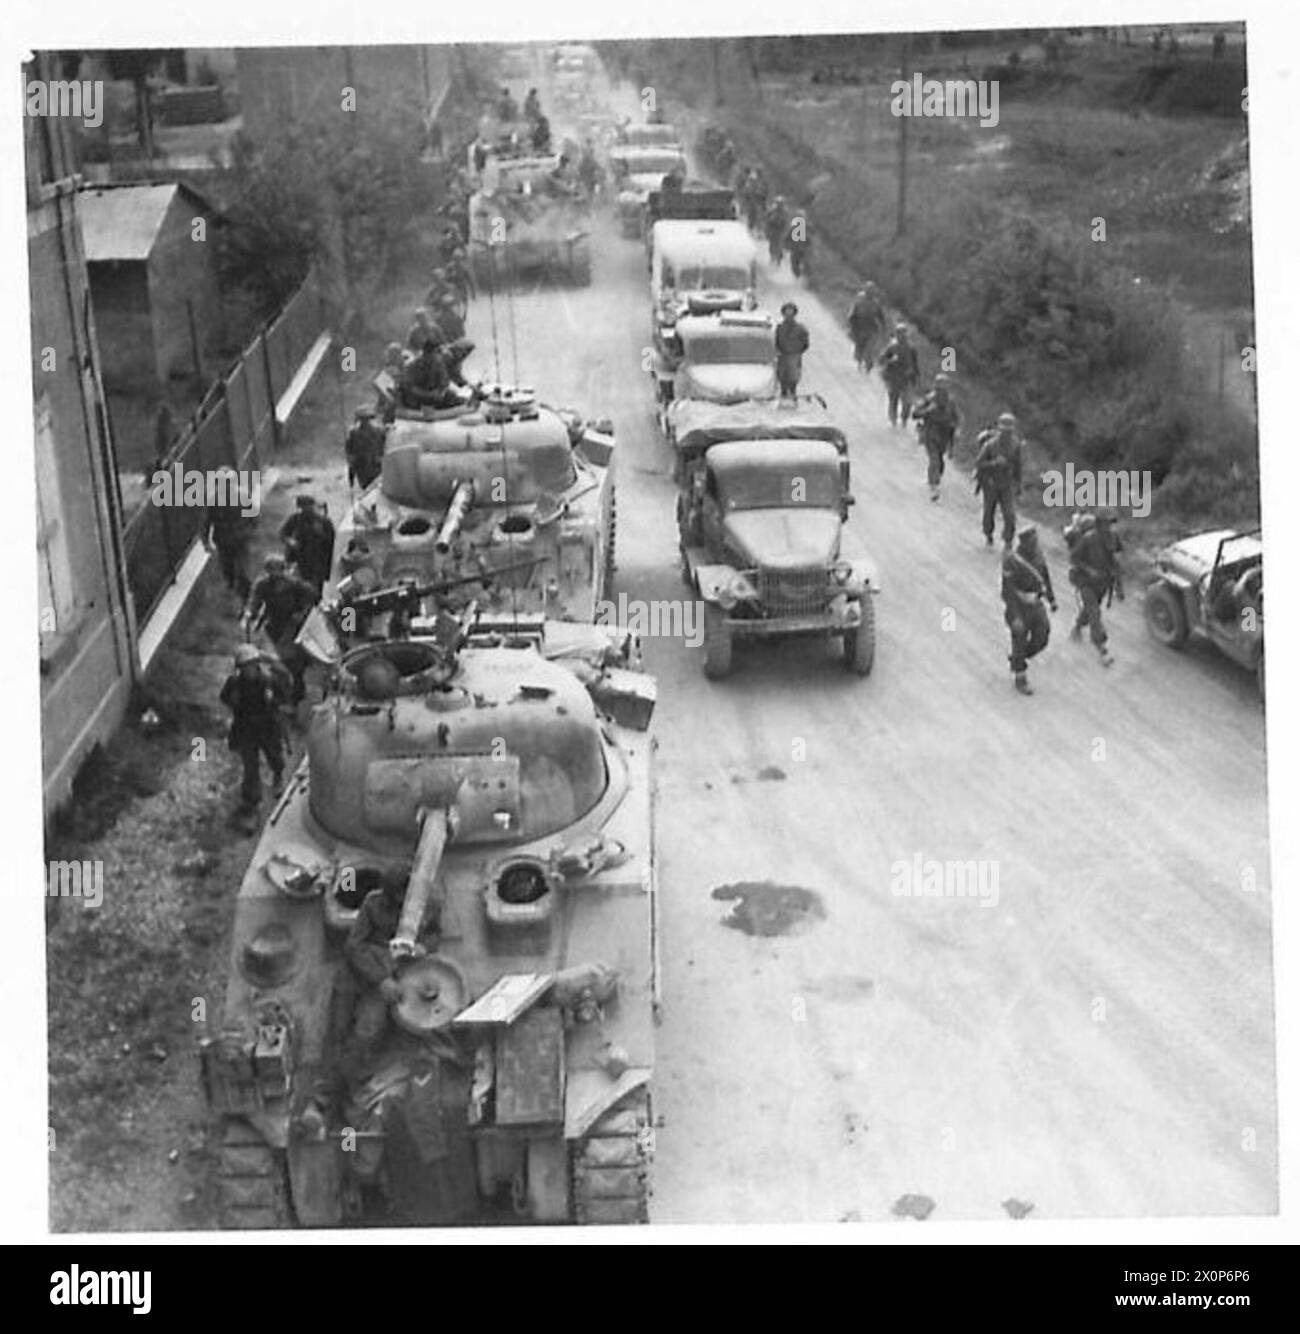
(472, 59), (1275, 1223)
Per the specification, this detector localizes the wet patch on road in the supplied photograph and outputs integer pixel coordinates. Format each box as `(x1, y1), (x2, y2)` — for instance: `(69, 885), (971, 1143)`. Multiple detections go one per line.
(711, 882), (826, 937)
(757, 765), (787, 781)
(1002, 1198), (1035, 1219)
(892, 1193), (936, 1221)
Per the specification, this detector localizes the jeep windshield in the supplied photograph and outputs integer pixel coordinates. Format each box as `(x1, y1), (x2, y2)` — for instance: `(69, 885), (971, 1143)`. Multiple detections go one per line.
(681, 329), (773, 364)
(715, 459), (843, 512)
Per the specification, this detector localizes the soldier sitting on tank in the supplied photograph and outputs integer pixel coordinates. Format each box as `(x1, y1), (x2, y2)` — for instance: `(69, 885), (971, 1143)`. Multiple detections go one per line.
(344, 871), (442, 1073)
(399, 341), (463, 412)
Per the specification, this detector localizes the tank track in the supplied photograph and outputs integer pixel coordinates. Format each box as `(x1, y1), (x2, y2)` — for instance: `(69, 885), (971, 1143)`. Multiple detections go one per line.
(570, 1089), (652, 1225)
(214, 1118), (291, 1230)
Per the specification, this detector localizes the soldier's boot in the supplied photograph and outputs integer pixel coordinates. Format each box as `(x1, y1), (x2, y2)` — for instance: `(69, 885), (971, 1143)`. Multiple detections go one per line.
(1098, 645), (1114, 667)
(985, 532), (994, 547)
(1014, 672), (1034, 696)
(929, 483), (940, 502)
(1070, 622), (1083, 642)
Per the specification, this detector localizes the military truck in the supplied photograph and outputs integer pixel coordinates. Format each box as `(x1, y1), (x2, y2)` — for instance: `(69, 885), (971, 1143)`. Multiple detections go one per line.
(671, 398), (877, 677)
(335, 386), (617, 630)
(611, 147), (688, 239)
(1144, 528), (1264, 697)
(469, 154), (592, 287)
(201, 616), (658, 1227)
(652, 309), (776, 418)
(650, 217), (758, 337)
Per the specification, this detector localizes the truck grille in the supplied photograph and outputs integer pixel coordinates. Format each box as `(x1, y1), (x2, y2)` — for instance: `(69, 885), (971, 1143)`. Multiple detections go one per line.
(758, 566), (827, 616)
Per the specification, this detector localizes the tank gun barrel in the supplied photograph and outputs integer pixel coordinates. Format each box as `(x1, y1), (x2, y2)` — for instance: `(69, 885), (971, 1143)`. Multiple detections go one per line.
(390, 806), (455, 959)
(437, 479), (477, 554)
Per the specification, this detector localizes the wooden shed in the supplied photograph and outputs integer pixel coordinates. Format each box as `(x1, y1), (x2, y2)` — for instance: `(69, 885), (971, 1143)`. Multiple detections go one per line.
(78, 181), (224, 390)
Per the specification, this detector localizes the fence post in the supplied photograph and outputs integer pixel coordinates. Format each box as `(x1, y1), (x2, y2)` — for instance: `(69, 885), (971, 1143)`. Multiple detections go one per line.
(261, 330), (281, 452)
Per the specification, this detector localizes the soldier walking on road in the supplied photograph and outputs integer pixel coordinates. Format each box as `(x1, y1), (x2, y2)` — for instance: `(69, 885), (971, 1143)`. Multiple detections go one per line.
(879, 323), (920, 426)
(974, 412), (1025, 548)
(220, 643), (293, 812)
(847, 284), (885, 373)
(203, 468), (254, 601)
(787, 213), (811, 279)
(1001, 525), (1057, 696)
(764, 196), (789, 267)
(279, 496), (335, 596)
(911, 373), (961, 501)
(774, 302), (810, 399)
(242, 554), (318, 705)
(1064, 511), (1119, 667)
(346, 406), (386, 492)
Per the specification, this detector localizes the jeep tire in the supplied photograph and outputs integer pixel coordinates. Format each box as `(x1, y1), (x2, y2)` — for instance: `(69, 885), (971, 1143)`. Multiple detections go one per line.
(1144, 582), (1189, 648)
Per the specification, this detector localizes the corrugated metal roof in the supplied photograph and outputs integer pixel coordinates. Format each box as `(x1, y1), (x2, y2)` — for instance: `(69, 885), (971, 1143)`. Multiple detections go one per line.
(79, 184), (183, 262)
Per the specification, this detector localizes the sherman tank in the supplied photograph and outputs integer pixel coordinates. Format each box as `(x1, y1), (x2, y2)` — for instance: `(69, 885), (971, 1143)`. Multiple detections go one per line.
(334, 386), (617, 634)
(469, 153), (592, 287)
(200, 615), (659, 1227)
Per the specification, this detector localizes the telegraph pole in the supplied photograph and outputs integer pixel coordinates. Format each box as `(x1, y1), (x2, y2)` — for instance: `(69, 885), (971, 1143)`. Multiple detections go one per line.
(896, 33), (910, 238)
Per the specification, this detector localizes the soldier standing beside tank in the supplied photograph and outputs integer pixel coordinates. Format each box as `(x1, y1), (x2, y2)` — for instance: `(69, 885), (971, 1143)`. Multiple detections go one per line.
(280, 496), (336, 597)
(220, 643), (293, 812)
(346, 406), (386, 493)
(911, 373), (961, 501)
(1001, 525), (1057, 696)
(1064, 512), (1118, 667)
(203, 470), (254, 602)
(847, 285), (885, 374)
(774, 302), (810, 400)
(242, 554), (318, 705)
(973, 412), (1025, 549)
(879, 323), (920, 426)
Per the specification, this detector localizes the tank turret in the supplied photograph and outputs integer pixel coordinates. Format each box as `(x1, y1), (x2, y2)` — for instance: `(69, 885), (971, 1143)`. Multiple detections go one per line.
(334, 390), (617, 632)
(201, 625), (658, 1228)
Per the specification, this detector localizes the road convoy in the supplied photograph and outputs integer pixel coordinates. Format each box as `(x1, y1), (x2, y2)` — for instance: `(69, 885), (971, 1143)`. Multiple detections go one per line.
(205, 41), (1263, 1229)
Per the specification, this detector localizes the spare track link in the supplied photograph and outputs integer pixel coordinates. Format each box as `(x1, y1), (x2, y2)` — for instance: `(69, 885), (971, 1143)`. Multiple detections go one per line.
(215, 1118), (290, 1230)
(570, 1089), (652, 1225)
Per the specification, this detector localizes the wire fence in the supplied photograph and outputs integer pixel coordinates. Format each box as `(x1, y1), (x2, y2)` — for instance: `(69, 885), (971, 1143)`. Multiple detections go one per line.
(121, 269), (329, 625)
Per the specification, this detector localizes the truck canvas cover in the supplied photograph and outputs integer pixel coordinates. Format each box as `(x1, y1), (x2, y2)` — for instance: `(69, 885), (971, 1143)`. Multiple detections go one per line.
(671, 397), (849, 464)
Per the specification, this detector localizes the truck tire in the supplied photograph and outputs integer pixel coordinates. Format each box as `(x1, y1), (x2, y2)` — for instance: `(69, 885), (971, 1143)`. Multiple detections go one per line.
(703, 604), (732, 679)
(843, 596), (876, 675)
(1144, 582), (1189, 648)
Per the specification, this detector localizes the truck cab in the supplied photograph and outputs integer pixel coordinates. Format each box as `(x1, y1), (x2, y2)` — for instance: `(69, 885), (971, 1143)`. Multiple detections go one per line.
(675, 424), (877, 678)
(653, 309), (777, 416)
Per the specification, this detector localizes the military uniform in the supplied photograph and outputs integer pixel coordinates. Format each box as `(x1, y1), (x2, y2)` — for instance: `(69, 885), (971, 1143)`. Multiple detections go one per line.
(847, 292), (885, 371)
(974, 427), (1024, 546)
(774, 314), (810, 398)
(345, 415), (386, 491)
(399, 346), (458, 410)
(220, 653), (292, 809)
(1066, 518), (1118, 664)
(764, 202), (788, 266)
(244, 568), (317, 702)
(344, 885), (442, 1067)
(879, 336), (920, 425)
(280, 505), (336, 595)
(203, 496), (254, 600)
(1001, 536), (1056, 692)
(912, 386), (960, 497)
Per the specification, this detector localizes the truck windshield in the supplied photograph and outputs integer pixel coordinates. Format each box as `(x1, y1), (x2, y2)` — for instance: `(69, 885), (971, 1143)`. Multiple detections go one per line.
(718, 464), (842, 512)
(676, 264), (750, 291)
(630, 153), (685, 175)
(682, 332), (772, 364)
